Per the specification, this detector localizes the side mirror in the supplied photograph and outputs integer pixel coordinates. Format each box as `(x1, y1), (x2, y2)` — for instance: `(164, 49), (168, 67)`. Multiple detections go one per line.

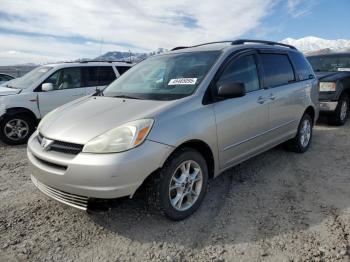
(217, 82), (246, 98)
(42, 83), (54, 92)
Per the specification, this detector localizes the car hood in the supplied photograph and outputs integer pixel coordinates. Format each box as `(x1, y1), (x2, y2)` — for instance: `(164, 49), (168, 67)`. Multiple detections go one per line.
(316, 71), (350, 82)
(0, 86), (21, 96)
(39, 96), (174, 144)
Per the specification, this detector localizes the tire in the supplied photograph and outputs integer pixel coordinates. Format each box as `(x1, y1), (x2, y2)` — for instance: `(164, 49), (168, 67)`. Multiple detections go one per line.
(0, 114), (35, 145)
(286, 113), (313, 153)
(147, 147), (209, 221)
(329, 93), (349, 126)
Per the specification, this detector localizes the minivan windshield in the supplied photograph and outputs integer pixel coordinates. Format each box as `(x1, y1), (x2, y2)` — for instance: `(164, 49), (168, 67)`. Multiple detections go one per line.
(307, 55), (350, 72)
(103, 51), (220, 100)
(6, 66), (53, 89)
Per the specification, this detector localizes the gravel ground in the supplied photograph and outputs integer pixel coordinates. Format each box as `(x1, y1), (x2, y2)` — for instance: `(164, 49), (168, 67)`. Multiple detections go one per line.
(0, 119), (349, 262)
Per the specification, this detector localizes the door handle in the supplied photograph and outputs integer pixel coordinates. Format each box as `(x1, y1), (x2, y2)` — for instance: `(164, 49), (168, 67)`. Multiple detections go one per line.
(268, 94), (276, 100)
(257, 96), (266, 104)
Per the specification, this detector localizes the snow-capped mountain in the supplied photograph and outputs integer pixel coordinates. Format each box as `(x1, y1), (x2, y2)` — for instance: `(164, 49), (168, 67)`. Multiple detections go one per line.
(281, 36), (350, 53)
(95, 37), (350, 62)
(95, 48), (168, 62)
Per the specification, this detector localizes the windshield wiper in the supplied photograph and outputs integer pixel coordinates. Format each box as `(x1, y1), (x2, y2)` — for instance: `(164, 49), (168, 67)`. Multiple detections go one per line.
(93, 89), (104, 96)
(113, 95), (142, 100)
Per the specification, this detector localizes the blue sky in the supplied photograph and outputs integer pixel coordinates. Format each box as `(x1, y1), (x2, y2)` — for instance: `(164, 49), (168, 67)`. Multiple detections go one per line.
(0, 0), (349, 65)
(246, 0), (350, 40)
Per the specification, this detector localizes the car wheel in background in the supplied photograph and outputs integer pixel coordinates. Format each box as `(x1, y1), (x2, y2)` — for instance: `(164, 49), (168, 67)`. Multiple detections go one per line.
(286, 113), (313, 153)
(0, 114), (35, 145)
(329, 93), (349, 126)
(147, 147), (208, 221)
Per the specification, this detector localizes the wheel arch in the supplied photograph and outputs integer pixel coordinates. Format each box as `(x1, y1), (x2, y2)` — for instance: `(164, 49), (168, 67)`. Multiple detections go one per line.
(304, 106), (316, 124)
(170, 139), (215, 179)
(133, 139), (216, 198)
(3, 107), (39, 125)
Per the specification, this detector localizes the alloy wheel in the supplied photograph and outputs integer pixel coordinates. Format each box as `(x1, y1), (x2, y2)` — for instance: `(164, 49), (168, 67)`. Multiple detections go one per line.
(299, 119), (311, 148)
(4, 119), (29, 141)
(169, 160), (203, 211)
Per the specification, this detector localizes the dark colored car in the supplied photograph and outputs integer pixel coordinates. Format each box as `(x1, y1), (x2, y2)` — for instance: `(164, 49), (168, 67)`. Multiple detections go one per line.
(307, 53), (350, 125)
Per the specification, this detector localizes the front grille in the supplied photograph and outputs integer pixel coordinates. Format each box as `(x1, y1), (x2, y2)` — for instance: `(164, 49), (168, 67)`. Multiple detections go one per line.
(37, 133), (84, 155)
(32, 154), (67, 171)
(31, 175), (88, 210)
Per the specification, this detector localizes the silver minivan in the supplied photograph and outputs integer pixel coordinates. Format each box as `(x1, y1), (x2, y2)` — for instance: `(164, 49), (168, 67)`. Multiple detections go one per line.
(27, 40), (319, 220)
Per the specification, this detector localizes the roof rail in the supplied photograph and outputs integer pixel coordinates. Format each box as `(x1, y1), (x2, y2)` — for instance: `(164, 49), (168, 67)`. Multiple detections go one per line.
(170, 41), (232, 51)
(78, 60), (133, 64)
(171, 46), (188, 51)
(170, 39), (297, 51)
(232, 39), (297, 50)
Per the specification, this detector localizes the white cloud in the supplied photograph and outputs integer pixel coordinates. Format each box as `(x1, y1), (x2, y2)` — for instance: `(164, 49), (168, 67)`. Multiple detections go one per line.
(287, 0), (317, 18)
(0, 0), (276, 65)
(0, 34), (135, 65)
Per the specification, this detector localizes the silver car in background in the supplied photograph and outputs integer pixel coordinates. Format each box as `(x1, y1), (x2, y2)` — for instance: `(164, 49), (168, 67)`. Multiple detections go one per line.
(27, 40), (319, 220)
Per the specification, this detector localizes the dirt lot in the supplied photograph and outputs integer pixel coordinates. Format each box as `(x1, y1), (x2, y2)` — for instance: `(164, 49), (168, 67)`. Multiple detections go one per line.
(0, 120), (349, 262)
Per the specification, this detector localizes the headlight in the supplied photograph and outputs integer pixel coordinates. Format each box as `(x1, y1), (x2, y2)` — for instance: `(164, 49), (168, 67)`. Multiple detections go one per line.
(82, 119), (154, 153)
(319, 82), (336, 92)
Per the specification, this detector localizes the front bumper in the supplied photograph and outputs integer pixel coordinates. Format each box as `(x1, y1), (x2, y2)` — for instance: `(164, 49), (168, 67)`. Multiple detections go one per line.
(319, 101), (338, 112)
(27, 132), (173, 209)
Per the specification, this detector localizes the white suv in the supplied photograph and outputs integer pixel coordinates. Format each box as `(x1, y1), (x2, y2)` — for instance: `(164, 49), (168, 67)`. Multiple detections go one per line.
(0, 61), (133, 145)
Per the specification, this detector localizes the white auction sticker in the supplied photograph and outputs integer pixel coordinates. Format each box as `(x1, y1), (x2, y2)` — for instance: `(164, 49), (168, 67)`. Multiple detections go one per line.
(338, 68), (350, 72)
(168, 78), (197, 85)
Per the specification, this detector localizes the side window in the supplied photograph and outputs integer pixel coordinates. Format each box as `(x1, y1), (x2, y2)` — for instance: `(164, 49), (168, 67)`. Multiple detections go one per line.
(0, 75), (12, 81)
(98, 67), (116, 86)
(82, 67), (99, 87)
(260, 54), (295, 88)
(44, 67), (81, 90)
(116, 66), (131, 76)
(289, 52), (315, 81)
(44, 70), (62, 89)
(217, 55), (260, 93)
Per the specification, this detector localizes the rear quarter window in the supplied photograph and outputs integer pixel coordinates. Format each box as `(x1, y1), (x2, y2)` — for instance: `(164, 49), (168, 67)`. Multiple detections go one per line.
(289, 52), (315, 81)
(116, 66), (131, 76)
(260, 54), (295, 88)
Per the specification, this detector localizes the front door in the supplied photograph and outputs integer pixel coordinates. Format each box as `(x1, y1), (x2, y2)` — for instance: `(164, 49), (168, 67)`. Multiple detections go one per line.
(213, 53), (270, 169)
(38, 67), (85, 116)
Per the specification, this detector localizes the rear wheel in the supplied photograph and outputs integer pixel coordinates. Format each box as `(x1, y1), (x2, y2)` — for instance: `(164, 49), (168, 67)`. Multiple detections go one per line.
(147, 147), (208, 220)
(286, 113), (313, 153)
(329, 93), (349, 126)
(0, 114), (35, 145)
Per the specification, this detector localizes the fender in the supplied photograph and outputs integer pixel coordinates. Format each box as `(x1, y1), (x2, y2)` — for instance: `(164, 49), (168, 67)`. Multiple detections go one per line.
(1, 107), (40, 125)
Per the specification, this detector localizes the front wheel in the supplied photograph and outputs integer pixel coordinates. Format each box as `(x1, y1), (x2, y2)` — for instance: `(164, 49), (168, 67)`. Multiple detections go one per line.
(329, 93), (349, 126)
(0, 114), (35, 145)
(148, 147), (208, 220)
(286, 113), (313, 153)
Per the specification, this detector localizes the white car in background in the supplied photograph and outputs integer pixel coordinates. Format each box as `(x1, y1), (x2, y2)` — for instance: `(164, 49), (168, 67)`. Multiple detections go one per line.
(0, 61), (133, 145)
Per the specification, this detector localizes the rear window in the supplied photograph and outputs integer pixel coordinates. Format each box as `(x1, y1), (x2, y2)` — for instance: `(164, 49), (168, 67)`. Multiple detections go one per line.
(260, 54), (295, 88)
(289, 52), (314, 80)
(116, 66), (131, 76)
(82, 66), (116, 87)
